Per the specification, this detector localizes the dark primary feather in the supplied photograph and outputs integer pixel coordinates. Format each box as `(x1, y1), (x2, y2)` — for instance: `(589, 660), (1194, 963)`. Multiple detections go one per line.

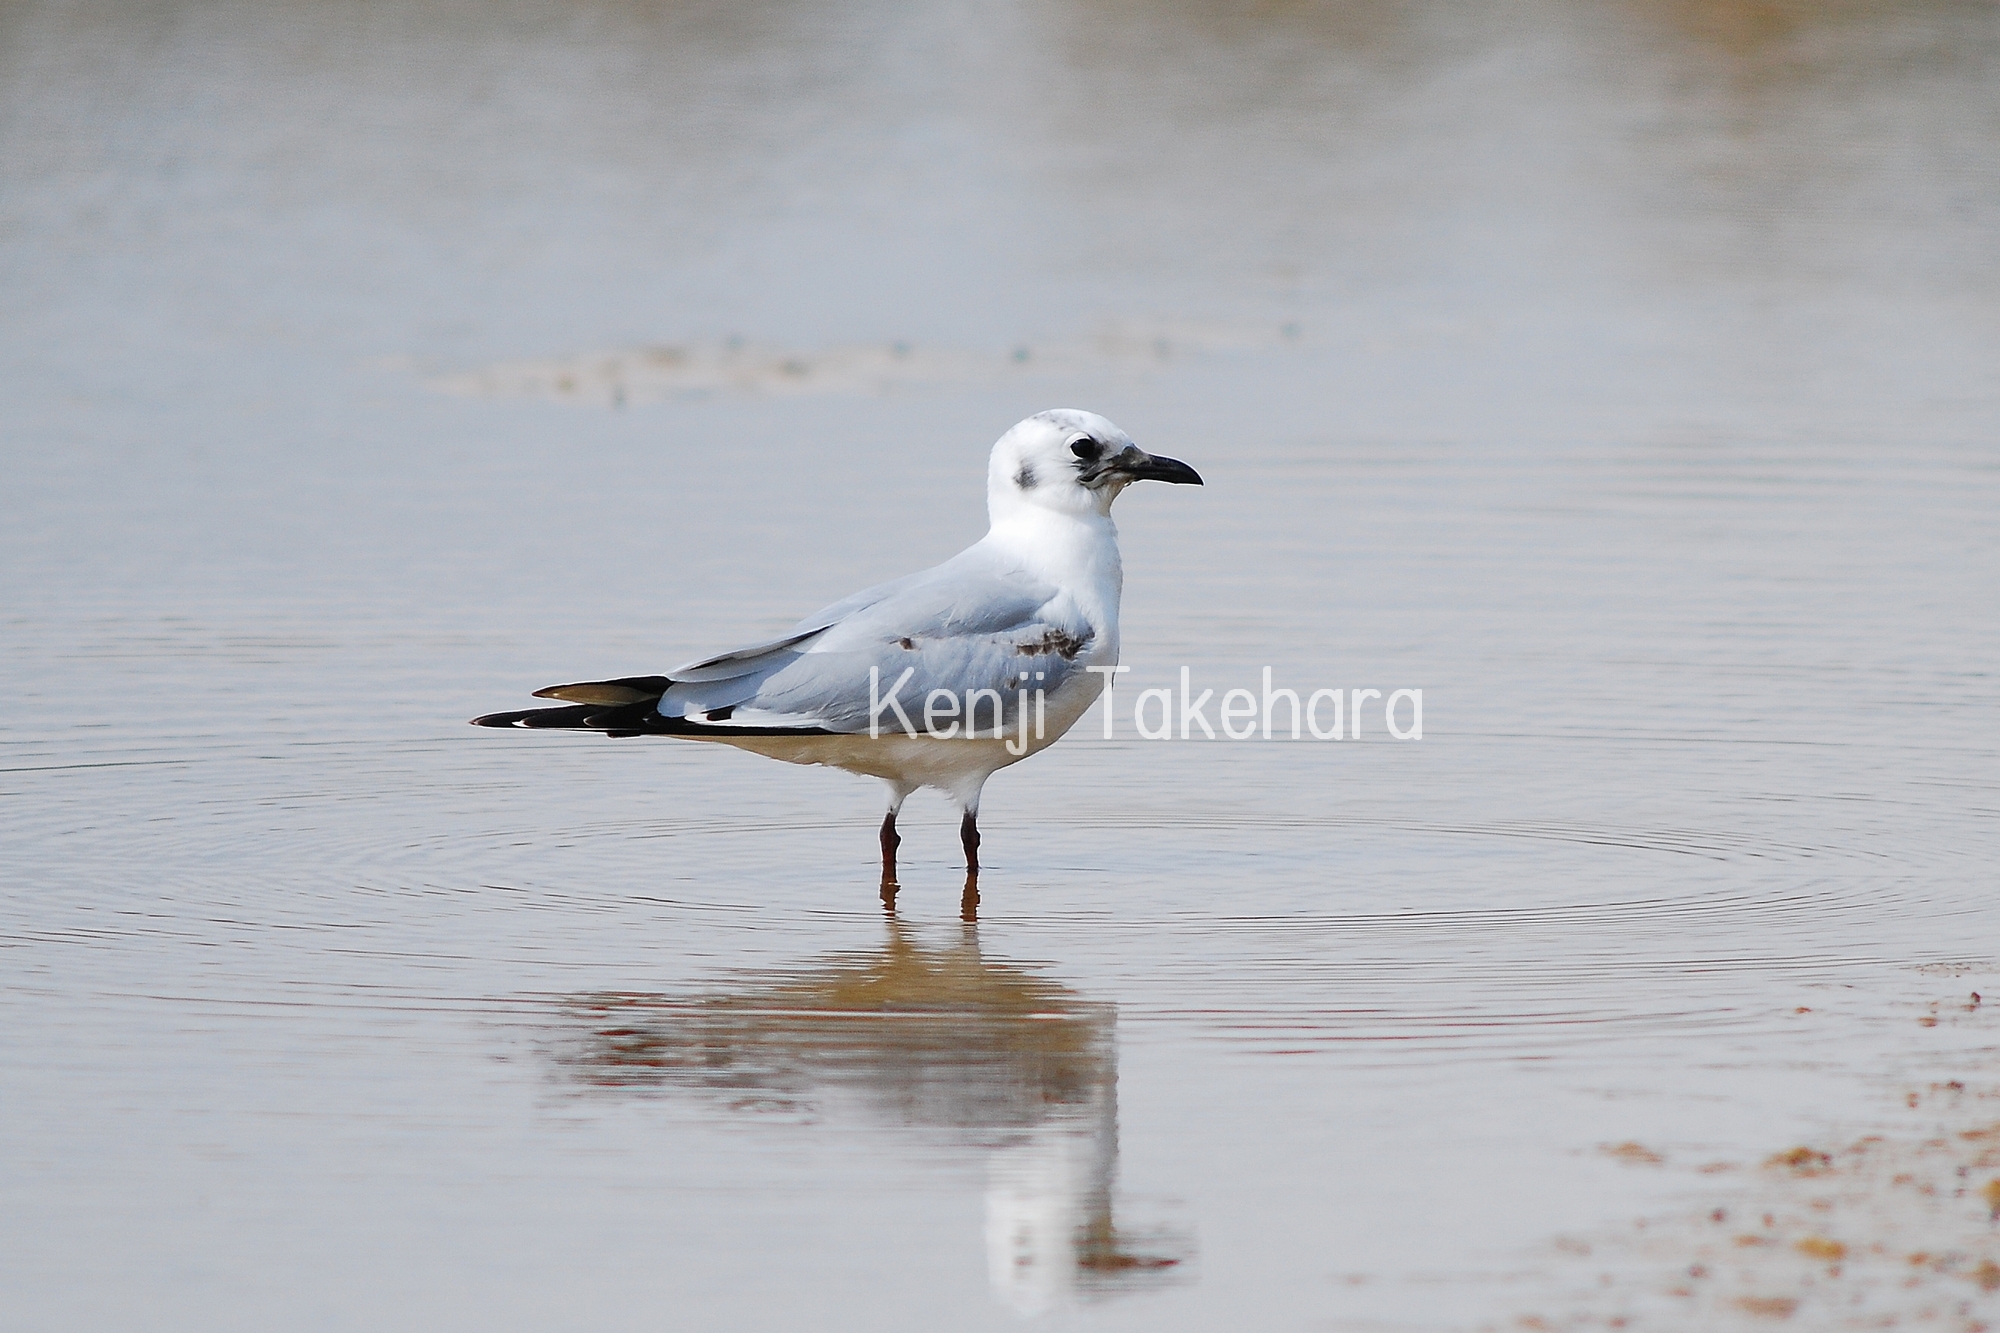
(469, 696), (837, 739)
(531, 675), (675, 705)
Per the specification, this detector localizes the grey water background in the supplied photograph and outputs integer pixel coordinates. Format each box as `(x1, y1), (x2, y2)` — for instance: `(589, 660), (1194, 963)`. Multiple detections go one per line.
(4, 0), (1999, 1328)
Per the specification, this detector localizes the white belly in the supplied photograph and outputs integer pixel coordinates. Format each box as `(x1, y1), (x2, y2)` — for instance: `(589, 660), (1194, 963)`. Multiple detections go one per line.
(695, 669), (1104, 805)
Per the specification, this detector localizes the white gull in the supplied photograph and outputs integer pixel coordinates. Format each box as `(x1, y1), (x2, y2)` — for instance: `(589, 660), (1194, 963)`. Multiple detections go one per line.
(471, 409), (1201, 906)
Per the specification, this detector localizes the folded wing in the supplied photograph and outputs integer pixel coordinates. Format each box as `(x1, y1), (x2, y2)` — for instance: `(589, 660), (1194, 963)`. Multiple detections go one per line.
(662, 554), (1096, 733)
(476, 547), (1100, 737)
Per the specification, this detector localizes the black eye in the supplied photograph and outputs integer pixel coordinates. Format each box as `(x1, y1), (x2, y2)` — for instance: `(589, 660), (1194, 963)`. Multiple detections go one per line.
(1069, 437), (1102, 460)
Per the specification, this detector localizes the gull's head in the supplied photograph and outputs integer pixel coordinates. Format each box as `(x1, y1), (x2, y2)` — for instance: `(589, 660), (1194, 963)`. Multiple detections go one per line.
(987, 408), (1202, 522)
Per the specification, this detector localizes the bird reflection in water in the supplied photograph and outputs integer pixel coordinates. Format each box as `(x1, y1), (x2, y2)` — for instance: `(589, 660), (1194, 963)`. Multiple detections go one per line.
(549, 919), (1189, 1312)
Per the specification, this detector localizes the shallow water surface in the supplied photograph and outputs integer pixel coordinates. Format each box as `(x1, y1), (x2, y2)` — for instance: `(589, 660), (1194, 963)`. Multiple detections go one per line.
(4, 1), (1999, 1329)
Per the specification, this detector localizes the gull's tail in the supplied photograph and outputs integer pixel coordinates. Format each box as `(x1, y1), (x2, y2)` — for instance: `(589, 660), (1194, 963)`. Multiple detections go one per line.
(470, 675), (829, 738)
(472, 675), (675, 737)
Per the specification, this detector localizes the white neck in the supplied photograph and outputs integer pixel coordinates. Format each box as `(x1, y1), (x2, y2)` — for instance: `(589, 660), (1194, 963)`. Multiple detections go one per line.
(981, 502), (1124, 646)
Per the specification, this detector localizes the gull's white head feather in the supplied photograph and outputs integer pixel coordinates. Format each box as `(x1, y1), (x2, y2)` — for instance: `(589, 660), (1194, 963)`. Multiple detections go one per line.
(986, 409), (1201, 524)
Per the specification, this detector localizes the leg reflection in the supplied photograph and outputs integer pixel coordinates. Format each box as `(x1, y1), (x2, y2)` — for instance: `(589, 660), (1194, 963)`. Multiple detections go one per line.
(960, 872), (980, 923)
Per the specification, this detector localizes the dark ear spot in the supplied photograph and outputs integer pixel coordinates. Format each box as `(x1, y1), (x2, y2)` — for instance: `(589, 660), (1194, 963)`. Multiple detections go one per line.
(1069, 437), (1102, 461)
(1014, 462), (1037, 490)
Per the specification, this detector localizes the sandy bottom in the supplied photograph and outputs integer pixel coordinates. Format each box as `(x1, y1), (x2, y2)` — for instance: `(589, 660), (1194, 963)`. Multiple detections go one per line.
(1508, 979), (2000, 1331)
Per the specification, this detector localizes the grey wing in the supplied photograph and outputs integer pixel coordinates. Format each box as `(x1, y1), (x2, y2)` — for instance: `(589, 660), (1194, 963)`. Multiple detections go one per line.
(657, 557), (1099, 733)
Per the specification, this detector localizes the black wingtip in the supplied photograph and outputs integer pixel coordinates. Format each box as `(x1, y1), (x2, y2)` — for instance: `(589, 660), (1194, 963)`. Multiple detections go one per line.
(470, 704), (609, 729)
(469, 700), (843, 739)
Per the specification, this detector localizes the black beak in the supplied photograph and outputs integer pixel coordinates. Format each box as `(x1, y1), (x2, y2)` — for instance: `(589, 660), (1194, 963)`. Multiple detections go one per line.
(1118, 450), (1204, 485)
